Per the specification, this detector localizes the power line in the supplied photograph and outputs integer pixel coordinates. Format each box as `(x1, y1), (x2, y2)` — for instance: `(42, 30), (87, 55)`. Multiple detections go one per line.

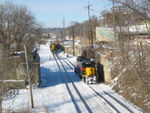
(84, 0), (113, 16)
(89, 0), (112, 7)
(91, 5), (113, 14)
(84, 1), (94, 48)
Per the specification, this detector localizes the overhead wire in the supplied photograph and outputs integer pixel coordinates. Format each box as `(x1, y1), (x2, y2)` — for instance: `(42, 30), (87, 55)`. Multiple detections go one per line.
(86, 0), (113, 15)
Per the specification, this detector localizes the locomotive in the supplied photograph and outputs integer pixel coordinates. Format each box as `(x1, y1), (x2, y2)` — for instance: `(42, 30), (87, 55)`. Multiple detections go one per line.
(50, 43), (57, 51)
(50, 43), (64, 54)
(74, 56), (99, 84)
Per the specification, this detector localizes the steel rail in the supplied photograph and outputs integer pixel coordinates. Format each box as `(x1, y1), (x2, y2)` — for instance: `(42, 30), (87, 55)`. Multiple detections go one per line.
(52, 53), (82, 113)
(89, 86), (135, 113)
(57, 55), (74, 70)
(58, 55), (75, 67)
(103, 91), (134, 113)
(59, 55), (135, 113)
(55, 54), (93, 113)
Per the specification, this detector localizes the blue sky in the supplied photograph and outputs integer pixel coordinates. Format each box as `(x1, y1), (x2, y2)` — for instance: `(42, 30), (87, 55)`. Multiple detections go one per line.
(0, 0), (112, 28)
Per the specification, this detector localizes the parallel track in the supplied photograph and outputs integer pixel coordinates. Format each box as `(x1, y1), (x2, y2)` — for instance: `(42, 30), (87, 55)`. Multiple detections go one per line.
(53, 53), (93, 113)
(58, 55), (75, 67)
(52, 53), (82, 113)
(59, 55), (135, 113)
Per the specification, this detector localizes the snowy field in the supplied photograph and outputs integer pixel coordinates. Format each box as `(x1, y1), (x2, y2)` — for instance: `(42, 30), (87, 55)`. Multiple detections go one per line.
(2, 41), (144, 113)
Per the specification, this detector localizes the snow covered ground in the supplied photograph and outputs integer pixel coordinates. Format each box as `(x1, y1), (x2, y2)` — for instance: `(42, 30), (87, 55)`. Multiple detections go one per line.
(64, 40), (81, 47)
(2, 41), (144, 113)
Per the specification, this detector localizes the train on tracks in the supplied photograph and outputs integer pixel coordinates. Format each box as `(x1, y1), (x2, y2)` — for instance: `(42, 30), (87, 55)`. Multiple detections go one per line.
(50, 43), (64, 54)
(74, 56), (99, 84)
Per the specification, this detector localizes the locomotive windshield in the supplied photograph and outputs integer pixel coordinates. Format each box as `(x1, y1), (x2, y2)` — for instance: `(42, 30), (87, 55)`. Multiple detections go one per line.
(82, 62), (95, 67)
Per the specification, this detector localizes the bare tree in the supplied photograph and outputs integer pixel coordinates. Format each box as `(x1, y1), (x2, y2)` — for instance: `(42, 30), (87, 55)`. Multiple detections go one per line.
(0, 2), (42, 112)
(106, 1), (150, 112)
(0, 2), (42, 52)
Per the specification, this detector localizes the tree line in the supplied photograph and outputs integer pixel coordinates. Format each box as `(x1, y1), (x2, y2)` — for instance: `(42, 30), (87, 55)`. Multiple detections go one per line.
(0, 2), (42, 112)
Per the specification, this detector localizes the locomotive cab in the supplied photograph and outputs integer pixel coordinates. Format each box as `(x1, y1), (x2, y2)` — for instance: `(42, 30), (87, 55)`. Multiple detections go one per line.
(75, 56), (98, 84)
(82, 61), (96, 76)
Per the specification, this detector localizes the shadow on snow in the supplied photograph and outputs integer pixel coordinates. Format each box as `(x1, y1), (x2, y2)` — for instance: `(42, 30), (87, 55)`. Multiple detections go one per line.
(39, 67), (80, 88)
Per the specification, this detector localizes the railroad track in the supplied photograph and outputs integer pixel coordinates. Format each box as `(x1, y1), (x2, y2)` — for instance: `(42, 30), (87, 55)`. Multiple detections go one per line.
(89, 86), (135, 113)
(57, 55), (75, 68)
(58, 54), (138, 113)
(3, 89), (19, 101)
(53, 53), (93, 113)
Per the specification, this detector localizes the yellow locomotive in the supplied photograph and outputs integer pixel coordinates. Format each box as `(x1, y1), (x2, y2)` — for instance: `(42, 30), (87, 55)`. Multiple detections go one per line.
(50, 43), (57, 51)
(50, 43), (64, 53)
(75, 56), (99, 84)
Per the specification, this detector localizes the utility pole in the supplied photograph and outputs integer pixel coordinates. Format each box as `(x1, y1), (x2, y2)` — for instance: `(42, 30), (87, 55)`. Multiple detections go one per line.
(0, 64), (3, 113)
(62, 18), (65, 53)
(112, 0), (116, 33)
(24, 45), (34, 108)
(0, 51), (3, 113)
(84, 1), (93, 48)
(63, 18), (65, 32)
(72, 25), (75, 56)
